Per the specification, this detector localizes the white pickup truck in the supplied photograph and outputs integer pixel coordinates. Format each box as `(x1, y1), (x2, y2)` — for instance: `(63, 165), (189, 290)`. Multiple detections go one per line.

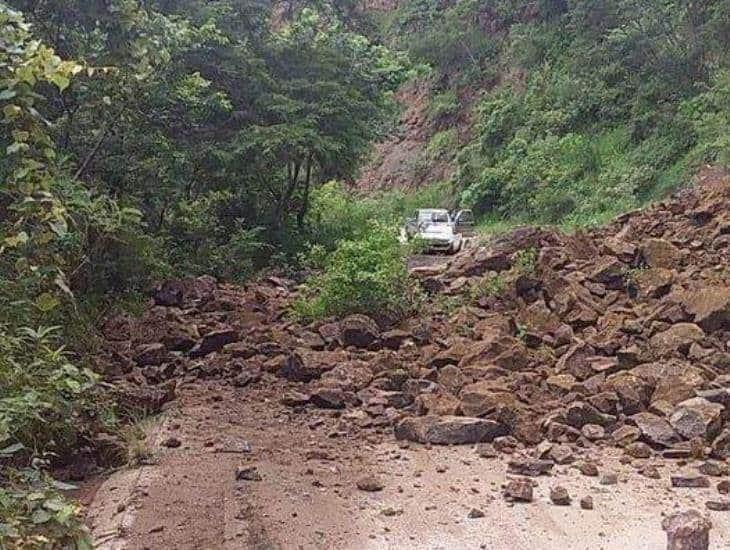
(403, 209), (474, 254)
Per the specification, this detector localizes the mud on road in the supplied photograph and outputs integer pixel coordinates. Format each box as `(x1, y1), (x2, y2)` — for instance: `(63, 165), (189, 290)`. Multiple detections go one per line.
(86, 381), (730, 549)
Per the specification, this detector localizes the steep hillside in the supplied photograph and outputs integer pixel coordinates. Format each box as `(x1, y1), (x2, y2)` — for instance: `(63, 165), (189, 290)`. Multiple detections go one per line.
(360, 0), (730, 227)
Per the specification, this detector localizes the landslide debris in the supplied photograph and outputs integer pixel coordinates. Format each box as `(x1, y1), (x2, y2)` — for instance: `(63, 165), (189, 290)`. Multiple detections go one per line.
(99, 172), (729, 465)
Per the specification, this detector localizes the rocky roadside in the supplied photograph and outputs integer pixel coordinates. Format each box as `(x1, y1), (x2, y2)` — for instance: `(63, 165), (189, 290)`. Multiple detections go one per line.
(86, 168), (729, 547)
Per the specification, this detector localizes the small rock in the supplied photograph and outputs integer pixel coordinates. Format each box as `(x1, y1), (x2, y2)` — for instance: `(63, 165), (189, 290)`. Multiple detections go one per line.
(549, 444), (574, 465)
(640, 465), (661, 479)
(475, 443), (498, 458)
(162, 437), (181, 449)
(235, 466), (262, 481)
(356, 475), (384, 492)
(705, 500), (730, 512)
(507, 458), (554, 477)
(578, 462), (599, 477)
(625, 442), (653, 459)
(662, 510), (711, 550)
(580, 495), (594, 510)
(600, 473), (618, 485)
(718, 480), (730, 494)
(671, 474), (710, 488)
(467, 508), (485, 519)
(581, 424), (605, 440)
(504, 478), (533, 502)
(550, 486), (571, 506)
(698, 461), (725, 477)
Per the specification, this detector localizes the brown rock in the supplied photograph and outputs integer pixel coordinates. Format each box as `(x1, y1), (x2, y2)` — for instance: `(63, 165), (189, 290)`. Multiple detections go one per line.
(394, 416), (508, 445)
(631, 412), (679, 447)
(633, 267), (674, 298)
(235, 465), (262, 481)
(717, 480), (730, 494)
(680, 287), (730, 332)
(459, 381), (513, 417)
(581, 424), (606, 440)
(649, 323), (705, 357)
(507, 458), (554, 477)
(550, 486), (571, 506)
(133, 343), (171, 367)
(669, 398), (724, 441)
(309, 388), (347, 409)
(705, 500), (730, 512)
(612, 425), (641, 446)
(415, 392), (461, 416)
(504, 478), (533, 502)
(580, 495), (594, 510)
(356, 475), (384, 492)
(380, 329), (410, 350)
(662, 510), (711, 550)
(600, 472), (618, 485)
(191, 329), (239, 357)
(712, 428), (730, 459)
(671, 474), (710, 488)
(475, 443), (498, 458)
(642, 238), (680, 268)
(625, 442), (653, 459)
(340, 315), (380, 348)
(578, 462), (599, 477)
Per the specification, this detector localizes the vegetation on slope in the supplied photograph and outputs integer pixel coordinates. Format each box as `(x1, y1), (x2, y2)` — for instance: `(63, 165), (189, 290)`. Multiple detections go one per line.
(378, 0), (730, 226)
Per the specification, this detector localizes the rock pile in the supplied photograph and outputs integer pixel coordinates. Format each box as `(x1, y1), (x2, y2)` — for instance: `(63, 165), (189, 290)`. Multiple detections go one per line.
(101, 170), (730, 463)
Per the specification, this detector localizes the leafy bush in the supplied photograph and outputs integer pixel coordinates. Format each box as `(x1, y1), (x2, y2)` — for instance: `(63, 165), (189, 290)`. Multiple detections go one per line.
(426, 129), (459, 161)
(427, 90), (459, 123)
(294, 225), (420, 322)
(0, 469), (91, 549)
(0, 325), (110, 459)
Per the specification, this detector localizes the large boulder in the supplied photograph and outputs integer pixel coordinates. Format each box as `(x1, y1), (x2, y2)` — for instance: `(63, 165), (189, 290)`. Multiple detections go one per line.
(669, 398), (724, 441)
(394, 415), (508, 445)
(340, 315), (380, 348)
(631, 412), (679, 447)
(679, 287), (730, 332)
(649, 323), (705, 357)
(278, 350), (344, 382)
(190, 329), (239, 357)
(641, 238), (681, 268)
(459, 382), (514, 417)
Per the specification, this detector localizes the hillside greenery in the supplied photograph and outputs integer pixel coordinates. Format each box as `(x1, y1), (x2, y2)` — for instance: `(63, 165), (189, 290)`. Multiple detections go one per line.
(378, 0), (730, 226)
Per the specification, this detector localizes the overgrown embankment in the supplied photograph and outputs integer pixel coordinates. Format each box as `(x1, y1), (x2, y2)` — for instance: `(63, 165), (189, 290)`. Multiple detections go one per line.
(365, 0), (730, 227)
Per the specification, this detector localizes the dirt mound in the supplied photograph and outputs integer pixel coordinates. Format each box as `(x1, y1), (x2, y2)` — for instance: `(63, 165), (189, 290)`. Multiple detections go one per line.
(102, 170), (729, 466)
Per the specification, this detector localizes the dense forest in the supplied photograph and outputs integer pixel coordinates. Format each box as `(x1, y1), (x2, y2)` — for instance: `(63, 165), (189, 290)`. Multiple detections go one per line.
(0, 0), (728, 545)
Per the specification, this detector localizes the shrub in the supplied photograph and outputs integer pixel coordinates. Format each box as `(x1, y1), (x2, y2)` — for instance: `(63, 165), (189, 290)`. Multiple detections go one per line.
(426, 129), (459, 161)
(294, 225), (420, 322)
(427, 90), (459, 123)
(0, 469), (91, 549)
(0, 325), (110, 458)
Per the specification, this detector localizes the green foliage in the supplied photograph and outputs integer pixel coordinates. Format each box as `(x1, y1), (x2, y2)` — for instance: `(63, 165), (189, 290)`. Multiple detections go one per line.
(426, 129), (459, 161)
(294, 225), (420, 321)
(385, 0), (730, 227)
(469, 274), (506, 301)
(427, 90), (459, 123)
(0, 325), (109, 460)
(0, 469), (91, 548)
